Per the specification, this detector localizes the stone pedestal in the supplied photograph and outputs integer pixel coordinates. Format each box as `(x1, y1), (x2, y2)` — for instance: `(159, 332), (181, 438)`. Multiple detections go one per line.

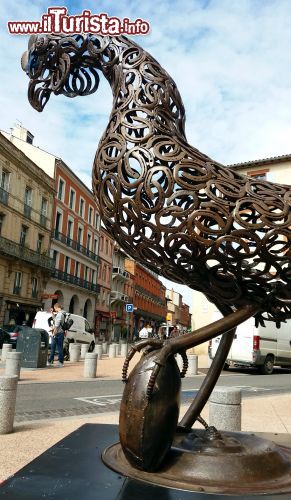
(0, 375), (18, 434)
(209, 387), (241, 431)
(70, 344), (81, 362)
(102, 342), (108, 354)
(120, 342), (128, 357)
(83, 353), (97, 378)
(188, 354), (198, 375)
(94, 343), (103, 360)
(1, 343), (12, 362)
(5, 351), (22, 380)
(108, 344), (116, 358)
(81, 344), (89, 359)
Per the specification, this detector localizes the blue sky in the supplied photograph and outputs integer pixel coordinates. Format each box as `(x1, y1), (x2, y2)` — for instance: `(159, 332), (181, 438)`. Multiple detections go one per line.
(1, 0), (291, 309)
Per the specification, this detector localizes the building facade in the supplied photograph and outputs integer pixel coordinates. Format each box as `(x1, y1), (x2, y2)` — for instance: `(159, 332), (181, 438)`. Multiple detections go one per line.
(2, 125), (101, 326)
(125, 258), (167, 337)
(0, 133), (55, 325)
(95, 228), (114, 339)
(111, 246), (130, 340)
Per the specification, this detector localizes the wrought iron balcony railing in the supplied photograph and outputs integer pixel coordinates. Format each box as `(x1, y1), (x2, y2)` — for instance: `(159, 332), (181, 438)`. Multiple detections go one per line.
(52, 269), (100, 293)
(51, 230), (99, 263)
(23, 203), (32, 219)
(0, 235), (55, 271)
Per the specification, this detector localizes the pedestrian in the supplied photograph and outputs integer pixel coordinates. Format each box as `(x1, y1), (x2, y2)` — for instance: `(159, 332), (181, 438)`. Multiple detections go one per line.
(47, 303), (66, 367)
(138, 326), (149, 339)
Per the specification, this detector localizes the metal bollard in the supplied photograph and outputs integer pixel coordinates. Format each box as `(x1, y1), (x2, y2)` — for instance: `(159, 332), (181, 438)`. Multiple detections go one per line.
(102, 342), (108, 354)
(188, 354), (198, 375)
(80, 344), (89, 359)
(94, 343), (103, 360)
(120, 342), (128, 357)
(5, 352), (22, 380)
(70, 344), (81, 362)
(0, 376), (18, 434)
(83, 352), (98, 378)
(209, 387), (241, 431)
(108, 344), (116, 358)
(1, 344), (12, 362)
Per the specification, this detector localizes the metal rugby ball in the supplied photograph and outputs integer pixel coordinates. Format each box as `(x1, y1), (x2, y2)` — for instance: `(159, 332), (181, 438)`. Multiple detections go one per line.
(119, 350), (181, 471)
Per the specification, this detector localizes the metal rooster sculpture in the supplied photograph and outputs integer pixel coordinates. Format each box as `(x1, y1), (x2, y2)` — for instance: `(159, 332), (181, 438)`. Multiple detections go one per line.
(22, 34), (291, 490)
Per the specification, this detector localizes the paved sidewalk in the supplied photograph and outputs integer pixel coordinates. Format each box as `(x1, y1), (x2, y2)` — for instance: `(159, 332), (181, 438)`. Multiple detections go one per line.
(0, 352), (291, 485)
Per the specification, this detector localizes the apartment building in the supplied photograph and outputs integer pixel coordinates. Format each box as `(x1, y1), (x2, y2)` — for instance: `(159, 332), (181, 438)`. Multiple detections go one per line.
(95, 228), (114, 339)
(0, 133), (55, 325)
(111, 246), (130, 339)
(125, 258), (167, 337)
(2, 125), (100, 326)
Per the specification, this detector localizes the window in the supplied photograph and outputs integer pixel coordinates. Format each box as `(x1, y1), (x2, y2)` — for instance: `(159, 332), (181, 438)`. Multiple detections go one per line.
(13, 272), (22, 295)
(69, 189), (75, 210)
(0, 214), (5, 235)
(102, 265), (106, 281)
(24, 187), (32, 218)
(247, 169), (268, 181)
(64, 256), (70, 274)
(93, 238), (98, 255)
(88, 207), (93, 225)
(92, 270), (96, 284)
(79, 198), (85, 217)
(40, 197), (48, 226)
(20, 225), (28, 246)
(100, 236), (104, 252)
(58, 178), (64, 200)
(1, 170), (10, 191)
(106, 239), (109, 254)
(31, 277), (38, 298)
(75, 261), (80, 277)
(84, 266), (89, 281)
(36, 234), (44, 253)
(87, 233), (91, 250)
(67, 219), (73, 240)
(95, 212), (100, 229)
(77, 226), (83, 246)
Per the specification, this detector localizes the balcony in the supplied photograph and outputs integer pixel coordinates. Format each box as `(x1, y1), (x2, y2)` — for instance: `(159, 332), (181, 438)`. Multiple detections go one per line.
(0, 235), (55, 271)
(51, 230), (99, 263)
(52, 269), (100, 293)
(112, 267), (130, 280)
(111, 290), (129, 302)
(0, 187), (9, 205)
(23, 203), (32, 219)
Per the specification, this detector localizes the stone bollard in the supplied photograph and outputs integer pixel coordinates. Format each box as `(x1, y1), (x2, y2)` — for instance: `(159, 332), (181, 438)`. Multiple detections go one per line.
(1, 344), (12, 362)
(102, 342), (108, 354)
(0, 376), (18, 434)
(5, 352), (22, 380)
(108, 343), (116, 358)
(81, 344), (89, 359)
(120, 342), (128, 357)
(209, 387), (241, 431)
(113, 342), (119, 356)
(70, 344), (81, 362)
(83, 352), (98, 378)
(94, 343), (103, 360)
(188, 354), (198, 375)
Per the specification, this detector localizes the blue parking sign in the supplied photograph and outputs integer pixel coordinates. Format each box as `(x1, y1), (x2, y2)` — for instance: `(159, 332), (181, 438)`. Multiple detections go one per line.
(125, 303), (134, 313)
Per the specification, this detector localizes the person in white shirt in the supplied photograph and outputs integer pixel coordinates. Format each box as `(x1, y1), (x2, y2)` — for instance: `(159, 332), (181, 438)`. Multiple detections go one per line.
(139, 326), (149, 339)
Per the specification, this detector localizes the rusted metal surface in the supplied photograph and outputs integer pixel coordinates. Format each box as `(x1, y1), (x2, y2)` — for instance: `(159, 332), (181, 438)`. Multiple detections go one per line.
(23, 34), (291, 486)
(103, 430), (291, 494)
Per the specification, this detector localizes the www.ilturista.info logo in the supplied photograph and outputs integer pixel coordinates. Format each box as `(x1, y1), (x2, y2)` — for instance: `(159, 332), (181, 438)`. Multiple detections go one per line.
(8, 7), (151, 36)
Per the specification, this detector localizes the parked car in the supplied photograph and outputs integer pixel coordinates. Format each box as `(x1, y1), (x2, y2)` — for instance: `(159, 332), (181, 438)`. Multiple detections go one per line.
(208, 316), (291, 374)
(32, 311), (95, 351)
(0, 327), (11, 348)
(2, 325), (26, 348)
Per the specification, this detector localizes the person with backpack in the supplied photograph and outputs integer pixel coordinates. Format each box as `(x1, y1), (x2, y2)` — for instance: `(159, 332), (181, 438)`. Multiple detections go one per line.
(47, 303), (66, 367)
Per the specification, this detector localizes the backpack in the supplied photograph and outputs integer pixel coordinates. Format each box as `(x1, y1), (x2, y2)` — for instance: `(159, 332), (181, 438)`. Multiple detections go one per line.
(61, 313), (74, 331)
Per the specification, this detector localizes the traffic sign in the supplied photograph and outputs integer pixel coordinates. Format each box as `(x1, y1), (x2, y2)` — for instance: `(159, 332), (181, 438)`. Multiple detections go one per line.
(125, 303), (134, 313)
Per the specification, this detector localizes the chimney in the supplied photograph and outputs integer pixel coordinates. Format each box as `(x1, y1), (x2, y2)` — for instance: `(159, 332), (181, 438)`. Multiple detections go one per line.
(11, 124), (34, 144)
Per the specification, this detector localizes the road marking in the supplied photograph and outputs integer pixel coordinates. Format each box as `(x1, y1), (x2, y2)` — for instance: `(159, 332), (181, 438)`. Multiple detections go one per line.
(74, 394), (122, 406)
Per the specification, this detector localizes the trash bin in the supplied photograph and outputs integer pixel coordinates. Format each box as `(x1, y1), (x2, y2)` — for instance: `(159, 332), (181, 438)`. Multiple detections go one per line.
(16, 328), (49, 368)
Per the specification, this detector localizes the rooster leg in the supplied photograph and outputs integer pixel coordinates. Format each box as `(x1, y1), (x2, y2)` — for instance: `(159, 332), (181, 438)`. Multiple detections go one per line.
(179, 303), (235, 430)
(146, 304), (261, 399)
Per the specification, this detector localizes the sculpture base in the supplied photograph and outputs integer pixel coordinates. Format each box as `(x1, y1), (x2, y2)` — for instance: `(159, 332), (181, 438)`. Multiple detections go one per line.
(102, 428), (291, 495)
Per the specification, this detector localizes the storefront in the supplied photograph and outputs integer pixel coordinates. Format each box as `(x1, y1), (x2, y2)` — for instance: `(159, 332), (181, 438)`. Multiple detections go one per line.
(4, 300), (41, 326)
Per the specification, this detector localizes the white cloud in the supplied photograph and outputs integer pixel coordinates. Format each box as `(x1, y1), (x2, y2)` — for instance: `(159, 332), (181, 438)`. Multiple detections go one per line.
(1, 0), (291, 307)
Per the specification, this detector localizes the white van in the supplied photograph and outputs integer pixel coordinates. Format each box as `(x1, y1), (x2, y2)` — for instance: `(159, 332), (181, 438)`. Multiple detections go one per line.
(208, 316), (291, 374)
(33, 311), (95, 351)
